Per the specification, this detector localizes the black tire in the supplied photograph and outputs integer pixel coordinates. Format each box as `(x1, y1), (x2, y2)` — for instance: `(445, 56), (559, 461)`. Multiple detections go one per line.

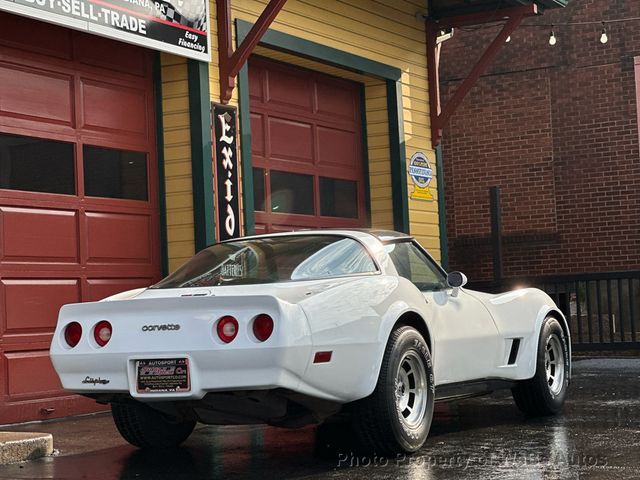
(111, 402), (196, 449)
(351, 326), (434, 454)
(512, 316), (570, 416)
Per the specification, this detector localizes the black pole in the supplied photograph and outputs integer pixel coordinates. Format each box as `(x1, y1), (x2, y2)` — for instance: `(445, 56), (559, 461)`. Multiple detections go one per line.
(489, 186), (503, 286)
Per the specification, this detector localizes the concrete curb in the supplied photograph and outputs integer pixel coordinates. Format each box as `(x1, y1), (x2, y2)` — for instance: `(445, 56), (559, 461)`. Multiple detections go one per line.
(0, 432), (53, 465)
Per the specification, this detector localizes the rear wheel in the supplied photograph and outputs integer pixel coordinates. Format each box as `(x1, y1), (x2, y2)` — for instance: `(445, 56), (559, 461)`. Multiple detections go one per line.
(512, 317), (570, 416)
(351, 326), (434, 454)
(111, 402), (196, 449)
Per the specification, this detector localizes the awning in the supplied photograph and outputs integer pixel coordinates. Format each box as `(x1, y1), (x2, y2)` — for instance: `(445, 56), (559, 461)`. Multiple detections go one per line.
(429, 0), (569, 19)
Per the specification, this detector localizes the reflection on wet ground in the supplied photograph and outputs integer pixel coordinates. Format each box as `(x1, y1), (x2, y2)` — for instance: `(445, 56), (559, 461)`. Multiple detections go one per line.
(1, 358), (639, 480)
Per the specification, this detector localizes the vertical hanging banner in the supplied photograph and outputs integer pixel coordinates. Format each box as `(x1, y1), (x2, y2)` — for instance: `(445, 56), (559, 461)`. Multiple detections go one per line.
(213, 103), (240, 241)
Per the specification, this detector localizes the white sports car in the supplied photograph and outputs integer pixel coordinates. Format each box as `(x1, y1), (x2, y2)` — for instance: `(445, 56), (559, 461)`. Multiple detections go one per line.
(50, 230), (570, 453)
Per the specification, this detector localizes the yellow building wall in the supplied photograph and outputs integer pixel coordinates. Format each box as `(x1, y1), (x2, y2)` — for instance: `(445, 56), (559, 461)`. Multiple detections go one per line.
(161, 0), (442, 271)
(160, 53), (196, 272)
(365, 79), (394, 230)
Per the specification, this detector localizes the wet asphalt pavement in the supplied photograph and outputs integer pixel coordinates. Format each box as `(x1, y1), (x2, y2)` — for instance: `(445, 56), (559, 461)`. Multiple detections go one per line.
(0, 357), (638, 480)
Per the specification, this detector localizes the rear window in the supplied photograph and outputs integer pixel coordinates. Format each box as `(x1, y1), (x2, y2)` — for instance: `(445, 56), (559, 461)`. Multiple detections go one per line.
(152, 235), (377, 288)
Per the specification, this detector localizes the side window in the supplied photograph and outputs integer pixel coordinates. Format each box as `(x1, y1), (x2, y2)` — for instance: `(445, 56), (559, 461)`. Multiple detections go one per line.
(385, 241), (446, 291)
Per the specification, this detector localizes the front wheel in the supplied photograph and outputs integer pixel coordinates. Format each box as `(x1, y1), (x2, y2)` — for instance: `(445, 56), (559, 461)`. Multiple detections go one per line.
(111, 402), (196, 449)
(512, 316), (570, 416)
(351, 326), (434, 454)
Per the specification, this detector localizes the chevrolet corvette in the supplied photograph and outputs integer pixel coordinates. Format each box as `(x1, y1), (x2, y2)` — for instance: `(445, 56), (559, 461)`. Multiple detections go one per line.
(50, 229), (570, 453)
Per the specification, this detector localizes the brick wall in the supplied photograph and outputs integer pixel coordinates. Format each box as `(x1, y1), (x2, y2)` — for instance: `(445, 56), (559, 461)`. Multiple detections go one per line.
(441, 0), (640, 282)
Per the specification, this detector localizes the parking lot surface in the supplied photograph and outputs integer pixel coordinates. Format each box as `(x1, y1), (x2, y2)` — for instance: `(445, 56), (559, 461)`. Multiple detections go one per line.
(0, 357), (638, 480)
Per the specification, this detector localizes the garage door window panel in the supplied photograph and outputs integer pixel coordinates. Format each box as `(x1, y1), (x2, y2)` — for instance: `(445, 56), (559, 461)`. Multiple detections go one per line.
(270, 170), (314, 215)
(0, 132), (75, 195)
(253, 168), (266, 212)
(83, 145), (148, 201)
(320, 177), (358, 218)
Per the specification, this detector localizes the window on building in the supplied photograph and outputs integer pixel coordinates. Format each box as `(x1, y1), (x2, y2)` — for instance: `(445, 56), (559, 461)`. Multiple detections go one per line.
(320, 177), (358, 218)
(83, 145), (148, 201)
(270, 170), (314, 215)
(0, 132), (75, 195)
(253, 167), (266, 211)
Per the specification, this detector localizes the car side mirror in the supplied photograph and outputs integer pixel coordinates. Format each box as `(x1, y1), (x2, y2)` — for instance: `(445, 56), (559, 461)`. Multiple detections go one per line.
(447, 271), (467, 297)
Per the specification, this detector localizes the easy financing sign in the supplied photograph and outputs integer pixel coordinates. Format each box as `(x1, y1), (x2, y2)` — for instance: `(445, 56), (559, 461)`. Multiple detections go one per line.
(0, 0), (210, 61)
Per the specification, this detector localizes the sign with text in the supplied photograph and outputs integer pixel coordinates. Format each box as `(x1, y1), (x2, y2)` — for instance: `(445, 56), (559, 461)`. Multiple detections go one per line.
(408, 151), (434, 201)
(0, 0), (210, 61)
(213, 103), (240, 241)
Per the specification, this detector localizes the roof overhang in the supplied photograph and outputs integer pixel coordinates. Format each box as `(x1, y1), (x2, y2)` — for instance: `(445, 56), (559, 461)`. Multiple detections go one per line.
(429, 0), (568, 20)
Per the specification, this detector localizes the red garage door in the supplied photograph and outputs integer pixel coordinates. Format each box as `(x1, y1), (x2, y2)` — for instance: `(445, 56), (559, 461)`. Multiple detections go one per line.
(0, 14), (161, 424)
(248, 58), (367, 233)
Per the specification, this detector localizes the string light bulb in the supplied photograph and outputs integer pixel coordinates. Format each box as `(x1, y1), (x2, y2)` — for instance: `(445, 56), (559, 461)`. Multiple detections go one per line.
(600, 22), (608, 44)
(549, 29), (557, 46)
(505, 35), (511, 43)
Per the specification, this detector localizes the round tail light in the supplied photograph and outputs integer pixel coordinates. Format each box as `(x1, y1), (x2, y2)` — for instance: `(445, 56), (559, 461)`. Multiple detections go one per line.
(253, 314), (274, 342)
(216, 316), (238, 343)
(94, 321), (112, 347)
(64, 322), (83, 348)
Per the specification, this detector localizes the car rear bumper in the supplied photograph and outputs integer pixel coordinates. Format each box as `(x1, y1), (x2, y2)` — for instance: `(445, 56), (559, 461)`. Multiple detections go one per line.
(51, 344), (317, 401)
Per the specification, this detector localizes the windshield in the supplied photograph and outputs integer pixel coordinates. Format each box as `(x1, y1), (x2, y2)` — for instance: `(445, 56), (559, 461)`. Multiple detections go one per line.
(152, 235), (378, 288)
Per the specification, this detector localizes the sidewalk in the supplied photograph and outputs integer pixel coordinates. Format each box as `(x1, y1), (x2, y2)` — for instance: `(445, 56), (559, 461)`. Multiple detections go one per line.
(0, 432), (53, 464)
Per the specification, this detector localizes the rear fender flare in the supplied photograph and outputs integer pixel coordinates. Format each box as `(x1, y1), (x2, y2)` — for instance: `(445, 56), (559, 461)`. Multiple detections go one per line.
(362, 302), (432, 399)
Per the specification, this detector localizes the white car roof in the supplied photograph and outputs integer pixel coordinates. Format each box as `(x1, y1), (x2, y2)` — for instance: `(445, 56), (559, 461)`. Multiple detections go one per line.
(218, 229), (422, 277)
(221, 229), (411, 250)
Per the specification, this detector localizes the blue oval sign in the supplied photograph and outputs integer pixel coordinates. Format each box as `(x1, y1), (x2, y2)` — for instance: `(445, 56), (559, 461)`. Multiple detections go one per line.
(408, 152), (433, 189)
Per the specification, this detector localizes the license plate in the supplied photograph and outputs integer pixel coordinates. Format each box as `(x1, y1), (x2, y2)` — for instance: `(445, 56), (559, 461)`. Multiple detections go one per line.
(136, 358), (190, 393)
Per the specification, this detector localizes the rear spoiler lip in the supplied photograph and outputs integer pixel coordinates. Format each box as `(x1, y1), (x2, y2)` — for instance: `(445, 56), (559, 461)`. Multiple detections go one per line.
(59, 294), (282, 314)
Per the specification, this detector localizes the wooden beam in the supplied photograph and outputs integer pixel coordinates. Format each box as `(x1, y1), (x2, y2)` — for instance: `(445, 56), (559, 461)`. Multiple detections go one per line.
(428, 4), (538, 146)
(217, 0), (288, 103)
(426, 20), (442, 147)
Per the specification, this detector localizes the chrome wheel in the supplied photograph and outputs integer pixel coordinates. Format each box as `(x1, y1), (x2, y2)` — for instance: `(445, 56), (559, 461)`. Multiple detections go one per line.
(545, 334), (565, 396)
(353, 326), (434, 453)
(395, 351), (428, 428)
(512, 318), (569, 417)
